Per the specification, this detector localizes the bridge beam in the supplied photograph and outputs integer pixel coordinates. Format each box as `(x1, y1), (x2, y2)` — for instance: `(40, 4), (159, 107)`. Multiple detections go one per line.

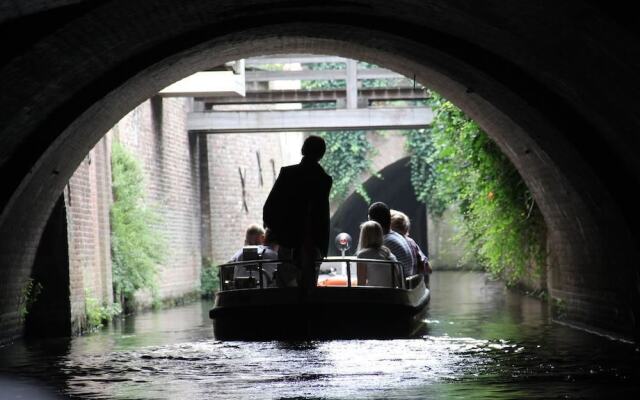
(245, 54), (346, 65)
(199, 88), (429, 106)
(245, 68), (404, 82)
(187, 107), (432, 133)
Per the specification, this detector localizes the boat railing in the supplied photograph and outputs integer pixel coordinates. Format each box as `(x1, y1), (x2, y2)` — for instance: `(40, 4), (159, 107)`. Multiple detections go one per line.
(216, 257), (409, 291)
(217, 259), (282, 291)
(317, 258), (405, 289)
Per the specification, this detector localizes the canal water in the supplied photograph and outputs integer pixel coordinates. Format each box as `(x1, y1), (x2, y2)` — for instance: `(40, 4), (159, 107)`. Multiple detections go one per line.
(1, 271), (639, 399)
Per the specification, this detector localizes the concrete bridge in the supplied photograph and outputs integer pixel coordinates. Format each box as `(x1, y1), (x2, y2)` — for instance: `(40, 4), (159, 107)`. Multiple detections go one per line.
(176, 54), (433, 133)
(1, 1), (640, 344)
(187, 107), (432, 133)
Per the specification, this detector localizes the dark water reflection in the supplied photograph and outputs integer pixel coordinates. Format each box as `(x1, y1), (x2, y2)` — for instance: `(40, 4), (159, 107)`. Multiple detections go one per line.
(1, 271), (639, 399)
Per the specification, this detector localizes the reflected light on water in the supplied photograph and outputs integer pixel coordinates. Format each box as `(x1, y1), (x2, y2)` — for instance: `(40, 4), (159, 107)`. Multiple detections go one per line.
(2, 272), (640, 399)
(60, 336), (503, 399)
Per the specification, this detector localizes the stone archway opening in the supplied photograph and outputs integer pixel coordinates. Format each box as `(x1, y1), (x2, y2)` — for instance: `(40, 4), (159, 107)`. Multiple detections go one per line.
(330, 157), (427, 257)
(1, 2), (638, 342)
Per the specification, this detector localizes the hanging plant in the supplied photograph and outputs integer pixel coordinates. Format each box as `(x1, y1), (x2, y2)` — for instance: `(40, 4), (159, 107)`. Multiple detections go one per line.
(405, 93), (547, 284)
(110, 141), (165, 310)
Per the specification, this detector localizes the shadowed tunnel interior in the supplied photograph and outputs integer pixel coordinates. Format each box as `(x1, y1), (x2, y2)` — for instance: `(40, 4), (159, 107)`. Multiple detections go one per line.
(1, 1), (640, 343)
(330, 157), (427, 257)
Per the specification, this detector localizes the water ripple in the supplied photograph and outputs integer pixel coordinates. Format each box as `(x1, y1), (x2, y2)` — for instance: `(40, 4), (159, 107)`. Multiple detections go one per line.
(52, 336), (510, 399)
(2, 272), (639, 399)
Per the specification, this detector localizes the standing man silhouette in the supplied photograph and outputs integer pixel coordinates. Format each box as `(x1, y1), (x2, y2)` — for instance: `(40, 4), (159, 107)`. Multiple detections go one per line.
(263, 136), (332, 289)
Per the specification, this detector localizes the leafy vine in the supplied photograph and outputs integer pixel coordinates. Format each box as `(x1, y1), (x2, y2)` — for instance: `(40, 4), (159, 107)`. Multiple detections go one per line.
(110, 141), (165, 310)
(301, 62), (377, 202)
(405, 93), (547, 284)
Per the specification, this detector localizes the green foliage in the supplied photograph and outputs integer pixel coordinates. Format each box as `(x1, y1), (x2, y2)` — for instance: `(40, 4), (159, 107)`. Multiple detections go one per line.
(85, 289), (122, 331)
(306, 62), (346, 70)
(405, 93), (547, 283)
(300, 63), (378, 202)
(357, 61), (379, 69)
(317, 131), (377, 202)
(17, 278), (42, 320)
(302, 62), (346, 90)
(110, 141), (165, 308)
(200, 258), (220, 297)
(404, 128), (446, 216)
(253, 63), (284, 71)
(361, 78), (410, 88)
(551, 297), (567, 318)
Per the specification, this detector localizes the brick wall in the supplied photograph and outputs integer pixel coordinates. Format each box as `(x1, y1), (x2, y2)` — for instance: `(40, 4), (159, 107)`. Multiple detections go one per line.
(65, 136), (112, 333)
(114, 97), (202, 302)
(202, 66), (304, 263)
(65, 96), (202, 317)
(64, 95), (302, 318)
(204, 132), (303, 264)
(427, 208), (474, 269)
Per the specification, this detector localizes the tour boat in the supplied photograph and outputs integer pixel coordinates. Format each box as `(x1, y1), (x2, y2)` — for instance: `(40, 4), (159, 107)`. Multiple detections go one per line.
(209, 238), (430, 340)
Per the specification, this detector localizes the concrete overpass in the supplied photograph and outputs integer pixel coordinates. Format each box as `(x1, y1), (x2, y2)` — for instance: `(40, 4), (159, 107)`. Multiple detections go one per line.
(187, 107), (432, 133)
(181, 54), (432, 133)
(196, 87), (428, 107)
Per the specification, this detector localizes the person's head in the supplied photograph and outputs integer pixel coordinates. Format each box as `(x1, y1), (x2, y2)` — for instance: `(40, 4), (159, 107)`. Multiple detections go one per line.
(390, 209), (410, 236)
(263, 228), (279, 250)
(301, 135), (326, 162)
(368, 202), (391, 234)
(244, 224), (265, 246)
(358, 221), (384, 250)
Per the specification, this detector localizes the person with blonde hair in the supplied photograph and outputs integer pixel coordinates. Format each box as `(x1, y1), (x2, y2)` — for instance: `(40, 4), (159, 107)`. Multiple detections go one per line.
(390, 210), (410, 236)
(356, 221), (398, 287)
(390, 210), (432, 278)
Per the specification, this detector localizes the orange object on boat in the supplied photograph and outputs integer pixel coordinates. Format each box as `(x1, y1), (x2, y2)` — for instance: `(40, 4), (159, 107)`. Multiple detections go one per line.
(317, 276), (358, 287)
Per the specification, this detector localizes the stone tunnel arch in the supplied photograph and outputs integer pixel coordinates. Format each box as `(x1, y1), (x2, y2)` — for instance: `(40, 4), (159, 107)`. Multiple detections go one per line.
(1, 1), (639, 341)
(330, 157), (427, 257)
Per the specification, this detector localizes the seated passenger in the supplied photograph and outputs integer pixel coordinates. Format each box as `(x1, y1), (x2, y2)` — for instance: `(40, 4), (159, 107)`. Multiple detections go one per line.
(368, 202), (415, 278)
(231, 224), (274, 286)
(356, 221), (398, 287)
(230, 224), (265, 262)
(391, 210), (431, 279)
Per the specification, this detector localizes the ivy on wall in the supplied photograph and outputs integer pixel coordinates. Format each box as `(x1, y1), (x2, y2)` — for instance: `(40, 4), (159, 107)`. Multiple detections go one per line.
(404, 128), (445, 216)
(17, 278), (42, 322)
(110, 141), (165, 310)
(317, 131), (376, 202)
(405, 93), (547, 284)
(301, 62), (377, 202)
(264, 58), (545, 284)
(289, 59), (545, 284)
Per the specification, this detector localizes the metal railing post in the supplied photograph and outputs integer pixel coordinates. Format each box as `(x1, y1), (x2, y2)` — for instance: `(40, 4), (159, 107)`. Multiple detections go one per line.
(391, 262), (395, 288)
(346, 260), (352, 287)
